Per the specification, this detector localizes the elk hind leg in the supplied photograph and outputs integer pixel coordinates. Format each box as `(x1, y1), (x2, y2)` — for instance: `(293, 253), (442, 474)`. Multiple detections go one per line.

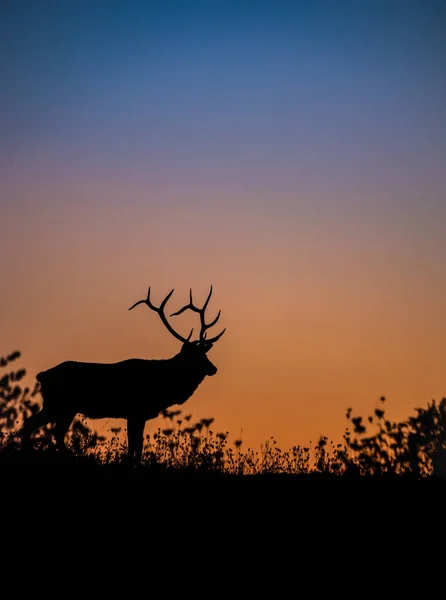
(22, 407), (54, 450)
(127, 418), (146, 463)
(53, 413), (76, 452)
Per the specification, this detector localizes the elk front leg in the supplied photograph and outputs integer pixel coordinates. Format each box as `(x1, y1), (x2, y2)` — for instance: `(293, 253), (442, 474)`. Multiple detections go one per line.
(127, 418), (146, 463)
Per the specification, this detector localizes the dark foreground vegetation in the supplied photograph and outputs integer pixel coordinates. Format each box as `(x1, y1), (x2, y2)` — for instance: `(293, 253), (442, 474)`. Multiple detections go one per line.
(2, 350), (446, 516)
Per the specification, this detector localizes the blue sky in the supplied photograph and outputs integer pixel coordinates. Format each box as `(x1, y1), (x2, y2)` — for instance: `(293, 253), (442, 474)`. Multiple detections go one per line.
(3, 1), (444, 187)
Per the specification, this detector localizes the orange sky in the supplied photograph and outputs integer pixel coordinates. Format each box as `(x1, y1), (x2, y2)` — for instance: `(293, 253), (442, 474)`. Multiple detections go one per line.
(1, 178), (445, 452)
(1, 2), (445, 453)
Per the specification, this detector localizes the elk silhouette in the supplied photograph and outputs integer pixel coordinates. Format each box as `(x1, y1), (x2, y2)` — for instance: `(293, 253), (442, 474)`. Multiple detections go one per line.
(22, 286), (225, 462)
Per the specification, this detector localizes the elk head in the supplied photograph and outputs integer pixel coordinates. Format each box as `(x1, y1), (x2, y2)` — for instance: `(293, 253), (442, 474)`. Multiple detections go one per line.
(128, 285), (225, 375)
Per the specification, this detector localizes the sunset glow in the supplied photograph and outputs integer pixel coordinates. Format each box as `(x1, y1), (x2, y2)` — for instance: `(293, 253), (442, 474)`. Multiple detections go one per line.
(1, 1), (445, 453)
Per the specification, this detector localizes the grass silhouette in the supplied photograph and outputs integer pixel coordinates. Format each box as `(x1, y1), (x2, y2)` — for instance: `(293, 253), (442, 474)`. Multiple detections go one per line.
(2, 350), (446, 497)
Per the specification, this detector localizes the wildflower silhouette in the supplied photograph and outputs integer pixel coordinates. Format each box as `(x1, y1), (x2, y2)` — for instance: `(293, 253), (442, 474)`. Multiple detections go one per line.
(2, 350), (446, 481)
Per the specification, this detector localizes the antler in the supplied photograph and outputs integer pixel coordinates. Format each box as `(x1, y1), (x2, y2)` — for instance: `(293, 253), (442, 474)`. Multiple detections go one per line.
(128, 288), (193, 344)
(170, 285), (226, 344)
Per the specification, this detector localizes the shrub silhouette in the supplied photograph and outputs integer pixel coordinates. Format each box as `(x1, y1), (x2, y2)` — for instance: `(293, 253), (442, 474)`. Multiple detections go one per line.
(346, 396), (446, 478)
(0, 351), (39, 434)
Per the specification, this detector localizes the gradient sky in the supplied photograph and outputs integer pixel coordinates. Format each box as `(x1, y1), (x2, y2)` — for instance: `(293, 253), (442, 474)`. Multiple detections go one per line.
(1, 1), (445, 452)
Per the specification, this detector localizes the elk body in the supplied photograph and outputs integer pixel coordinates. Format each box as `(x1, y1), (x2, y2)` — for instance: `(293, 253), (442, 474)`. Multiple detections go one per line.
(22, 286), (225, 461)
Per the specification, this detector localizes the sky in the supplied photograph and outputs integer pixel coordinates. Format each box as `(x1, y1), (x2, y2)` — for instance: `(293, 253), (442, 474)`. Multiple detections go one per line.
(1, 0), (445, 453)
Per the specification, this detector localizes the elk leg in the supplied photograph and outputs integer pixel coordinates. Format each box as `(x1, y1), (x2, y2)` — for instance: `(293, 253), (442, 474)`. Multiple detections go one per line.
(53, 414), (75, 452)
(22, 408), (54, 449)
(127, 418), (146, 463)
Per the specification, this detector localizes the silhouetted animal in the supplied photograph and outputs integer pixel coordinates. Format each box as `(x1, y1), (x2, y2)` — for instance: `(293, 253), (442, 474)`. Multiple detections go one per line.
(22, 286), (225, 462)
